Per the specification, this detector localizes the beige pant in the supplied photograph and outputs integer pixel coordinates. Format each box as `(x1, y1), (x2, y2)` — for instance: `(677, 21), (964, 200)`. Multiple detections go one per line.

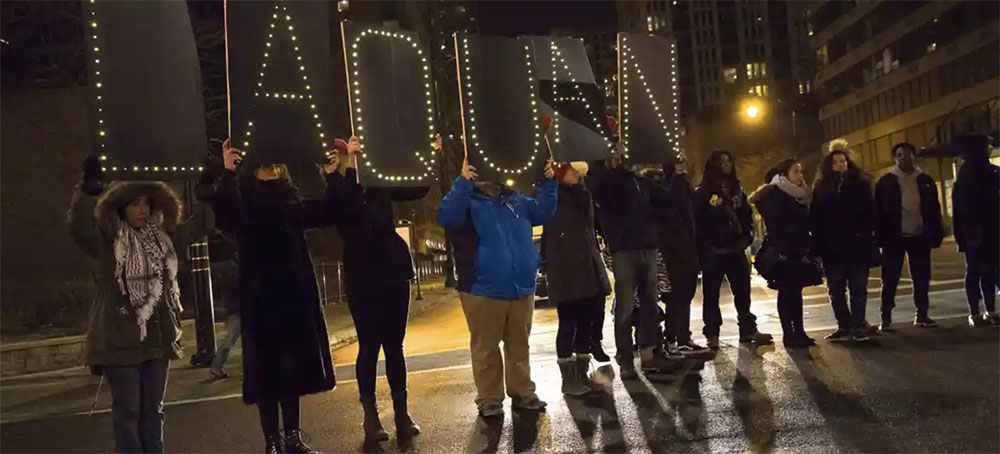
(459, 292), (537, 407)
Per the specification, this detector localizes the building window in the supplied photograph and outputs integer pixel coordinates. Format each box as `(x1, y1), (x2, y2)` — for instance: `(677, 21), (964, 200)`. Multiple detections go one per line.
(816, 45), (828, 65)
(723, 67), (737, 83)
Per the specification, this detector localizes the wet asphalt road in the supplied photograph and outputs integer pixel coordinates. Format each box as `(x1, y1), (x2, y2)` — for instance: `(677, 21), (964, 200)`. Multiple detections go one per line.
(2, 282), (998, 454)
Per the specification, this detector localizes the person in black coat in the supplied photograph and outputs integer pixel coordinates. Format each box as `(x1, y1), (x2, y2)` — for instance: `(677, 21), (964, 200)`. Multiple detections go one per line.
(874, 142), (943, 329)
(542, 162), (611, 396)
(752, 158), (822, 348)
(951, 134), (1000, 327)
(212, 139), (337, 454)
(650, 156), (709, 356)
(811, 149), (878, 342)
(326, 142), (424, 442)
(693, 150), (772, 349)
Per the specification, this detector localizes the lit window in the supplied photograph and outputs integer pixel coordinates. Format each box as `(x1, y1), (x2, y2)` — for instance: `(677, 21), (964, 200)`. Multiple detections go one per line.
(760, 62), (767, 78)
(724, 67), (738, 83)
(746, 63), (753, 80)
(799, 83), (805, 95)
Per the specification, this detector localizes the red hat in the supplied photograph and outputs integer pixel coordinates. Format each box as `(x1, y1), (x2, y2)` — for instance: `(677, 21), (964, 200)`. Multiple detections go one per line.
(333, 138), (349, 153)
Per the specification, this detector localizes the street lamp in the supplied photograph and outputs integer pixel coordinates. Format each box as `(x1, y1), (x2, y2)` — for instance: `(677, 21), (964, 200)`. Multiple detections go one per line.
(741, 98), (764, 122)
(746, 104), (760, 119)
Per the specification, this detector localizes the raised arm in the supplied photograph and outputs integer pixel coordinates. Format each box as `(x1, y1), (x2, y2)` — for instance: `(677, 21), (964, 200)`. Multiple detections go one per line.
(66, 156), (108, 258)
(212, 140), (248, 234)
(436, 157), (477, 230)
(523, 176), (558, 227)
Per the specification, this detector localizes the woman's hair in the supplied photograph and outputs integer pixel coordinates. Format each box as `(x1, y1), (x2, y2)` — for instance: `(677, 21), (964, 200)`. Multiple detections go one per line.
(764, 167), (779, 184)
(775, 158), (799, 178)
(813, 149), (863, 192)
(701, 149), (739, 187)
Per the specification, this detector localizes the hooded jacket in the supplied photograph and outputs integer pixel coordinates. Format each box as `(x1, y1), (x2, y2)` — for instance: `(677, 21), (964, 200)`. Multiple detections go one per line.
(586, 161), (659, 253)
(68, 181), (212, 366)
(437, 176), (557, 300)
(952, 160), (1000, 253)
(874, 167), (943, 248)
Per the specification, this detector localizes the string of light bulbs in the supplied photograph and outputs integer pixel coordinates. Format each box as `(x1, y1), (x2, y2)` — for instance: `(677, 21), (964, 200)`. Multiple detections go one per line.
(547, 38), (613, 149)
(344, 26), (437, 183)
(244, 1), (330, 159)
(84, 0), (204, 174)
(619, 35), (681, 157)
(457, 35), (544, 176)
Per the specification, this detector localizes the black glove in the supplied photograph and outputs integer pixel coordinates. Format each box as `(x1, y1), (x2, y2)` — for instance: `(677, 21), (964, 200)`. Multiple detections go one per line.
(81, 156), (105, 196)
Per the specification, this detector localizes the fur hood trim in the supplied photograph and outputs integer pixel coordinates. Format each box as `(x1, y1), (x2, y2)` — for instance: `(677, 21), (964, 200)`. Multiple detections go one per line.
(95, 181), (182, 233)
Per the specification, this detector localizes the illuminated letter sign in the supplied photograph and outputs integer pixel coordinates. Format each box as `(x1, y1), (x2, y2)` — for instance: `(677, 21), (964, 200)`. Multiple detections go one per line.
(617, 33), (682, 164)
(226, 0), (335, 165)
(83, 0), (206, 177)
(341, 21), (437, 187)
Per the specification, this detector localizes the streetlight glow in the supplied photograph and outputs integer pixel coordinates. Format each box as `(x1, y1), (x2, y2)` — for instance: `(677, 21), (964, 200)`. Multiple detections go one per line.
(746, 105), (759, 118)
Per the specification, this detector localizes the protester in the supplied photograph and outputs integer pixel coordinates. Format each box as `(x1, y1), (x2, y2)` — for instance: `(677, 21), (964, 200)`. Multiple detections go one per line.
(327, 139), (424, 442)
(752, 158), (822, 348)
(207, 230), (241, 379)
(588, 152), (677, 379)
(436, 156), (556, 418)
(591, 221), (613, 363)
(541, 161), (611, 396)
(811, 149), (878, 342)
(951, 134), (1000, 327)
(68, 156), (212, 453)
(694, 150), (773, 349)
(874, 142), (943, 329)
(211, 139), (339, 454)
(652, 156), (709, 356)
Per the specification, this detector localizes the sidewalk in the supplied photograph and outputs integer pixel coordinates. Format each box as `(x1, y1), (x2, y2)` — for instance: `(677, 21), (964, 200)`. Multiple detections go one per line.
(0, 280), (458, 424)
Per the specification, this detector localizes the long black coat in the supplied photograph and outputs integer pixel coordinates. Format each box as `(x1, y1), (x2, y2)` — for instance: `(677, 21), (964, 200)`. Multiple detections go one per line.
(952, 162), (1000, 254)
(810, 172), (878, 267)
(328, 168), (423, 297)
(541, 183), (611, 304)
(755, 186), (821, 289)
(212, 171), (337, 405)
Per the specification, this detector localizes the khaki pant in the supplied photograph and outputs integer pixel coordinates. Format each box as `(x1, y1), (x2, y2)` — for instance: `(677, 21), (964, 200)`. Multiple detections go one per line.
(459, 292), (537, 407)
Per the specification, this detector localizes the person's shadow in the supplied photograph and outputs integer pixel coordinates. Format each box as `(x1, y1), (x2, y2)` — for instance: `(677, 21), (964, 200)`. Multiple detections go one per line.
(563, 364), (628, 453)
(731, 345), (777, 453)
(664, 360), (710, 447)
(467, 414), (505, 454)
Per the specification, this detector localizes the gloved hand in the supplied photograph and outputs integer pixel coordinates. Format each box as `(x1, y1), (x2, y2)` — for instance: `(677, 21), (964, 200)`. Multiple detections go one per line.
(81, 156), (105, 196)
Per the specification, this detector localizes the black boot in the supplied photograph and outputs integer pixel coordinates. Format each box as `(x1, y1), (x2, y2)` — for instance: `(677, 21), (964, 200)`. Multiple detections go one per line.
(592, 341), (611, 363)
(264, 434), (285, 454)
(284, 429), (318, 454)
(361, 398), (389, 442)
(392, 391), (420, 438)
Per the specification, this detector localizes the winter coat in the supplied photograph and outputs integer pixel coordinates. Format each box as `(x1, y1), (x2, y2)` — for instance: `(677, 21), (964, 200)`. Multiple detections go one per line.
(541, 183), (611, 304)
(212, 170), (337, 404)
(810, 172), (878, 267)
(874, 172), (943, 248)
(651, 172), (699, 272)
(587, 161), (659, 253)
(328, 168), (424, 297)
(68, 181), (212, 367)
(437, 176), (558, 300)
(693, 178), (754, 257)
(753, 184), (822, 289)
(952, 161), (1000, 254)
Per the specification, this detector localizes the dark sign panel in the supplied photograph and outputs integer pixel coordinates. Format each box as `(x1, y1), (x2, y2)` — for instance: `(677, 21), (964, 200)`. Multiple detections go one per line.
(341, 21), (437, 187)
(82, 0), (206, 178)
(455, 33), (547, 194)
(527, 36), (613, 163)
(617, 33), (682, 165)
(226, 0), (335, 165)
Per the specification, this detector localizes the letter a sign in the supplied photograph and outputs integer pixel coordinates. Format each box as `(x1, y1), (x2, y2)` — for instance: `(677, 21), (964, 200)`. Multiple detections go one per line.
(617, 33), (682, 164)
(225, 0), (336, 165)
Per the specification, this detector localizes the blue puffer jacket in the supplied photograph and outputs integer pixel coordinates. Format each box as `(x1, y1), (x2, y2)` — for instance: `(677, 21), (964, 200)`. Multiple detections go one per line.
(437, 176), (558, 300)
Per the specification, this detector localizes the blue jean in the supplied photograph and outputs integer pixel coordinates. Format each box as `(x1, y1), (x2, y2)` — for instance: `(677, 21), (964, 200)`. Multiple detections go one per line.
(209, 314), (241, 374)
(611, 249), (659, 364)
(104, 359), (170, 453)
(826, 263), (870, 330)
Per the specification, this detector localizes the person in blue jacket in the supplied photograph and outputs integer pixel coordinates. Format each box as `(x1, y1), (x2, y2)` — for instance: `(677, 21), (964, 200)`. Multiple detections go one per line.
(436, 156), (556, 419)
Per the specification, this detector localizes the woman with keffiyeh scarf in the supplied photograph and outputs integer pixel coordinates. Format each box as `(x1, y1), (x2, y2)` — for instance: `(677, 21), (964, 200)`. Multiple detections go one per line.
(68, 156), (213, 453)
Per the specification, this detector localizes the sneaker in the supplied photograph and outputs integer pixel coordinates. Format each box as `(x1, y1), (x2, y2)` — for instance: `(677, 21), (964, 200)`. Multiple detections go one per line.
(511, 396), (547, 412)
(863, 321), (879, 334)
(664, 342), (684, 359)
(851, 330), (870, 342)
(969, 314), (989, 328)
(478, 402), (504, 418)
(676, 341), (712, 356)
(985, 312), (1000, 326)
(209, 369), (230, 380)
(706, 336), (721, 350)
(824, 329), (851, 342)
(592, 343), (612, 363)
(739, 331), (774, 344)
(914, 316), (938, 328)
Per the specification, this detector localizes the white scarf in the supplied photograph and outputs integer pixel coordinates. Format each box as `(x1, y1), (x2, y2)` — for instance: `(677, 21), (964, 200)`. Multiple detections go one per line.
(113, 223), (181, 341)
(771, 174), (812, 205)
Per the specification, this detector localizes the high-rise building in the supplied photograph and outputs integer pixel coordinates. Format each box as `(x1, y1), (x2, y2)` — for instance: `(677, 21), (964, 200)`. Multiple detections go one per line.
(809, 0), (999, 219)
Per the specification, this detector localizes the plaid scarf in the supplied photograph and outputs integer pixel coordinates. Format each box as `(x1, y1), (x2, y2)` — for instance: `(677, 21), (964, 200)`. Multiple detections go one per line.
(113, 223), (181, 341)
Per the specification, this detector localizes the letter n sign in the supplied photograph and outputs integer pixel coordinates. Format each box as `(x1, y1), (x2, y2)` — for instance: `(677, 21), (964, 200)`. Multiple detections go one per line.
(340, 21), (438, 187)
(617, 33), (682, 164)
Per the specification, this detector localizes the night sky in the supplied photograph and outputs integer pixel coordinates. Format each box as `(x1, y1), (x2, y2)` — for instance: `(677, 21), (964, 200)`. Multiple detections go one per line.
(476, 0), (617, 36)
